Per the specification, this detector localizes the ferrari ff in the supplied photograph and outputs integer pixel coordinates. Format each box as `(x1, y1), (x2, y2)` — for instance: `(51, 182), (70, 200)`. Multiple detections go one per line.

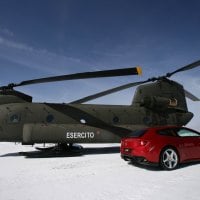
(121, 126), (200, 170)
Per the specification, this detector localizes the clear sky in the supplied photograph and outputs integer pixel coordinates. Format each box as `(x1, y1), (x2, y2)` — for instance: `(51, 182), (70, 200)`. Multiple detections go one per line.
(0, 0), (199, 128)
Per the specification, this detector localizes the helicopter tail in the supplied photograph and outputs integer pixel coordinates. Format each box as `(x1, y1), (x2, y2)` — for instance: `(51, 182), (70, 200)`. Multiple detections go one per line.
(131, 80), (193, 126)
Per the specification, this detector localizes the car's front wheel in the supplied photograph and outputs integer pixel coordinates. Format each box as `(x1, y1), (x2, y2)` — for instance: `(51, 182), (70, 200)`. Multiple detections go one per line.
(160, 148), (179, 170)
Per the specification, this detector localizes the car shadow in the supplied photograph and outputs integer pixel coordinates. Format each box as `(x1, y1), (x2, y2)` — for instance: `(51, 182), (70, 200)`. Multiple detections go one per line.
(0, 146), (120, 158)
(179, 161), (200, 169)
(128, 161), (162, 171)
(127, 160), (200, 171)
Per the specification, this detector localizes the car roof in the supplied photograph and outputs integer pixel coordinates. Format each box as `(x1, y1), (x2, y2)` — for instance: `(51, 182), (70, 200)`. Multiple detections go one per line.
(145, 126), (179, 131)
(146, 126), (199, 133)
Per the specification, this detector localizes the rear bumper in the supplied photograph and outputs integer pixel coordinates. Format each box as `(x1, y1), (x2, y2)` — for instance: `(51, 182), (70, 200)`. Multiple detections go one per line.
(121, 154), (158, 166)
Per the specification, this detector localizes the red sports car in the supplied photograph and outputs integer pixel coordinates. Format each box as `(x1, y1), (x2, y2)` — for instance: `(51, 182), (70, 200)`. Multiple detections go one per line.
(121, 126), (200, 170)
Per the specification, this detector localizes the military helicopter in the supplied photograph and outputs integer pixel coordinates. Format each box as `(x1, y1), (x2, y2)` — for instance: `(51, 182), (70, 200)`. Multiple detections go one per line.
(0, 60), (199, 152)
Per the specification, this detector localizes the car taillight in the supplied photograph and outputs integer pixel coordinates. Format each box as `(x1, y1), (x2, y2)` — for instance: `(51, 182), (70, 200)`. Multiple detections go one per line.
(124, 148), (132, 153)
(140, 140), (148, 146)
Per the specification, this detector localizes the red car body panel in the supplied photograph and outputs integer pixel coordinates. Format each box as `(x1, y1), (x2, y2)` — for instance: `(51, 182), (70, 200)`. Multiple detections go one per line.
(121, 126), (200, 165)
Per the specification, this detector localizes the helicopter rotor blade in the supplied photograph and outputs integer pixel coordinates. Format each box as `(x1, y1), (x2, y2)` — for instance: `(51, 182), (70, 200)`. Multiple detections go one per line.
(0, 66), (142, 90)
(166, 60), (200, 78)
(70, 80), (148, 104)
(184, 89), (200, 101)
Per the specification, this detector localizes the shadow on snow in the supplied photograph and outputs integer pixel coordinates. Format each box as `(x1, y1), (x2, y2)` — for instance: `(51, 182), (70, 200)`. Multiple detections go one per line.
(0, 146), (120, 158)
(127, 160), (200, 171)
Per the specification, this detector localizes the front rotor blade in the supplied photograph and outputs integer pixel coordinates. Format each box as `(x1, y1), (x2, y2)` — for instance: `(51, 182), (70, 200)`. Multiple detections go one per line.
(5, 66), (142, 89)
(71, 80), (148, 104)
(167, 60), (200, 77)
(184, 90), (200, 101)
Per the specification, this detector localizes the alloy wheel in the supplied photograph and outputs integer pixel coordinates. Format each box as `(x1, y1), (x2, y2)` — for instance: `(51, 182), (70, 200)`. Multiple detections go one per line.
(161, 148), (179, 170)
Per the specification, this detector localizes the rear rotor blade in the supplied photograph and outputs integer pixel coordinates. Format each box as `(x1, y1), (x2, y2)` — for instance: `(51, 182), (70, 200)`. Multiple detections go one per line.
(71, 80), (148, 104)
(184, 89), (200, 101)
(2, 67), (142, 90)
(167, 60), (200, 77)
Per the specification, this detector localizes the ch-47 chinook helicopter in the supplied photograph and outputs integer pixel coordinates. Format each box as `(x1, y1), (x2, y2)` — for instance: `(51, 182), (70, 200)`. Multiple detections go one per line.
(0, 60), (199, 152)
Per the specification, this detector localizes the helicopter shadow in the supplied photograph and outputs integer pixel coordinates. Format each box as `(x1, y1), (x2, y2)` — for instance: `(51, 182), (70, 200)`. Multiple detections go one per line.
(0, 152), (22, 157)
(0, 146), (120, 159)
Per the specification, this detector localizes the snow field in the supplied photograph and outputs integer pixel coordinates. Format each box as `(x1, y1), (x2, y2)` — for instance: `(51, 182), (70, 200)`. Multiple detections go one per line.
(0, 143), (199, 200)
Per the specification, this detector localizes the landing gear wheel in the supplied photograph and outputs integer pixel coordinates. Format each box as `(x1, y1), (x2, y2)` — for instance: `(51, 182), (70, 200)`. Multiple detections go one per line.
(35, 143), (83, 154)
(54, 143), (83, 153)
(160, 148), (179, 170)
(68, 143), (83, 153)
(35, 144), (56, 151)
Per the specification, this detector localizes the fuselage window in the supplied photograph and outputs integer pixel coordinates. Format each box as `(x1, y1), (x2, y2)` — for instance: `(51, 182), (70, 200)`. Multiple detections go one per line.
(113, 116), (120, 123)
(9, 114), (21, 123)
(46, 114), (54, 123)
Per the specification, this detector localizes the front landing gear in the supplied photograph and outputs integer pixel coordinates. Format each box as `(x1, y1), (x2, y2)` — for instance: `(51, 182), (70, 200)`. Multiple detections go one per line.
(56, 143), (83, 153)
(35, 143), (83, 154)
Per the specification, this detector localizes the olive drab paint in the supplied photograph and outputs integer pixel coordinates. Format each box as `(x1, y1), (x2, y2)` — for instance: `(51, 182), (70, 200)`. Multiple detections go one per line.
(0, 61), (199, 147)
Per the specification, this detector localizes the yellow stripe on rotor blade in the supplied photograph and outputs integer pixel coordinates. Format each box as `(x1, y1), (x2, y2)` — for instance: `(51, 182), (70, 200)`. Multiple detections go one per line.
(136, 66), (142, 75)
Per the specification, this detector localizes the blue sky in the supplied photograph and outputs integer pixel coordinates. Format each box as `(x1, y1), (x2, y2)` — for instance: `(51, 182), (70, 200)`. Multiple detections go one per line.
(0, 0), (199, 128)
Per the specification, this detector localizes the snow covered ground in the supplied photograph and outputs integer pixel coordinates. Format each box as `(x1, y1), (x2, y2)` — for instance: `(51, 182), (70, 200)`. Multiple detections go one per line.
(0, 143), (199, 200)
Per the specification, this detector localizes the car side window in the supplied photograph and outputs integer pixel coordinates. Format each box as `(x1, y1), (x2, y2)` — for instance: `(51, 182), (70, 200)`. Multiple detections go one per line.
(158, 129), (177, 137)
(177, 128), (200, 137)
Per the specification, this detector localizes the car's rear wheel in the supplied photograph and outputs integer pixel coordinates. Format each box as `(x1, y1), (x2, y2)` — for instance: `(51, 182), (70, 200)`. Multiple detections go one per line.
(160, 147), (179, 170)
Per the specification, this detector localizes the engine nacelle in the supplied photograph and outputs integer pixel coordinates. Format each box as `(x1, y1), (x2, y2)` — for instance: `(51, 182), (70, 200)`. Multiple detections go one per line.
(141, 96), (178, 110)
